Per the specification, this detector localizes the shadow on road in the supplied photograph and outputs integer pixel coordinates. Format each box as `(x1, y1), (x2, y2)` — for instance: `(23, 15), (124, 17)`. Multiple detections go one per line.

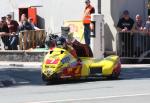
(0, 67), (110, 86)
(46, 78), (107, 85)
(0, 68), (44, 86)
(48, 66), (150, 85)
(1, 67), (150, 87)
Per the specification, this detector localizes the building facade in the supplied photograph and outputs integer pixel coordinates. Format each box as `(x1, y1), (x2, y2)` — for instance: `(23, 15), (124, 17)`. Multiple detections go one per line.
(0, 0), (148, 52)
(0, 0), (98, 32)
(101, 0), (148, 52)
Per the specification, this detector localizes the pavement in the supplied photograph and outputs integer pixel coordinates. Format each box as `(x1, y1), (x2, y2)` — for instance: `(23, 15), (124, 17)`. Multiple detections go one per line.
(0, 61), (42, 68)
(1, 61), (150, 69)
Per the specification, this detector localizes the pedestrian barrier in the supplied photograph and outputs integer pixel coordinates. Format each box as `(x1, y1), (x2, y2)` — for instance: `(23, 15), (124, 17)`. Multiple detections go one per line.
(117, 31), (150, 60)
(19, 29), (46, 50)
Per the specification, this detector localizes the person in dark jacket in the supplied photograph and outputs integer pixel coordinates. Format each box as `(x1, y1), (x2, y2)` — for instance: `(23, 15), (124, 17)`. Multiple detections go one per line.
(117, 10), (134, 32)
(19, 14), (34, 31)
(117, 10), (135, 57)
(0, 21), (10, 49)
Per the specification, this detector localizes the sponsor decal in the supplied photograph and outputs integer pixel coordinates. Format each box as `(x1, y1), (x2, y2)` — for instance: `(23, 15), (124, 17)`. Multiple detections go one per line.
(45, 65), (56, 68)
(61, 65), (82, 77)
(61, 56), (70, 64)
(45, 59), (60, 64)
(70, 61), (77, 67)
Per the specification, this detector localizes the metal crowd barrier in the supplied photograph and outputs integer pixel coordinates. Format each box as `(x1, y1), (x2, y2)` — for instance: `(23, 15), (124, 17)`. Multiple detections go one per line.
(19, 29), (46, 50)
(117, 31), (150, 59)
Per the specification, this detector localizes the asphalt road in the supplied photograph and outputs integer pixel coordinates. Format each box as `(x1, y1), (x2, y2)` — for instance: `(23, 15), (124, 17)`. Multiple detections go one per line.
(0, 65), (150, 103)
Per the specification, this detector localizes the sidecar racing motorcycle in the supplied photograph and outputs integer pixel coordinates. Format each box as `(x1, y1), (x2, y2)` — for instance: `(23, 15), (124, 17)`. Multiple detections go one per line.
(41, 35), (121, 83)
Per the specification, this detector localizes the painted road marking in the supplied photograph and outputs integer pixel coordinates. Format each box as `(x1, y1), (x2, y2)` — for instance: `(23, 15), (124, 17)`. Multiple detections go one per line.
(27, 93), (150, 103)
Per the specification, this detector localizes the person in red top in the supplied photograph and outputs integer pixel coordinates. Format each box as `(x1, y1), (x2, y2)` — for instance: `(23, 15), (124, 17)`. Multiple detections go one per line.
(83, 0), (95, 46)
(6, 14), (19, 50)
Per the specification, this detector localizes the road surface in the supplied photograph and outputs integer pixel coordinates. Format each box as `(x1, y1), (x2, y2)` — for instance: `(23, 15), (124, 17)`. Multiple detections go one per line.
(0, 64), (150, 103)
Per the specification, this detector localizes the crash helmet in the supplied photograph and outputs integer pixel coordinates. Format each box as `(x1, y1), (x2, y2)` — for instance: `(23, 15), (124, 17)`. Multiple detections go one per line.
(85, 0), (90, 4)
(56, 37), (67, 48)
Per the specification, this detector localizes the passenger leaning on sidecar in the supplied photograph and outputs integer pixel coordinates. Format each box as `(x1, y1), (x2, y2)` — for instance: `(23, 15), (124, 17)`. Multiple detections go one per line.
(56, 37), (77, 58)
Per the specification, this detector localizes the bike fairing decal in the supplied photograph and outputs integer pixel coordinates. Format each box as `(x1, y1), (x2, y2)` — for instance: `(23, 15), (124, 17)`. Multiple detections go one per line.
(45, 59), (60, 64)
(61, 65), (82, 77)
(61, 56), (71, 64)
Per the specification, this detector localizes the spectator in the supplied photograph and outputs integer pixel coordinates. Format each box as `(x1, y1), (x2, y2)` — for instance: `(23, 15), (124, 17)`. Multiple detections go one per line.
(117, 10), (134, 57)
(143, 15), (150, 52)
(28, 17), (40, 30)
(144, 16), (150, 32)
(19, 14), (34, 31)
(134, 14), (144, 31)
(117, 10), (134, 31)
(83, 0), (95, 46)
(6, 14), (19, 50)
(1, 16), (7, 26)
(20, 14), (26, 21)
(1, 16), (9, 33)
(0, 21), (10, 50)
(133, 14), (145, 57)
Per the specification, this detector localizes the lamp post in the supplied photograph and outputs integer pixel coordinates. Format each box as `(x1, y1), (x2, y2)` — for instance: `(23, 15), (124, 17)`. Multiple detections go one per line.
(98, 0), (101, 14)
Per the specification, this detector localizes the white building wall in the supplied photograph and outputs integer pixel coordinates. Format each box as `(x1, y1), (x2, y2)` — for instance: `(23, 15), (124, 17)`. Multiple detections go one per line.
(42, 0), (98, 33)
(101, 0), (148, 52)
(0, 0), (97, 34)
(0, 0), (43, 20)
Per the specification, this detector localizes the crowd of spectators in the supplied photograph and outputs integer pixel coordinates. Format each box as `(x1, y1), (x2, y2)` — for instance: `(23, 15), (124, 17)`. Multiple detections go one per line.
(117, 10), (150, 57)
(117, 10), (150, 33)
(0, 13), (39, 50)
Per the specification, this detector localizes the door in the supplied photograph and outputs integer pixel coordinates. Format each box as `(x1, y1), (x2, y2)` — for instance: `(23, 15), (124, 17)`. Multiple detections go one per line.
(18, 8), (28, 21)
(28, 7), (37, 25)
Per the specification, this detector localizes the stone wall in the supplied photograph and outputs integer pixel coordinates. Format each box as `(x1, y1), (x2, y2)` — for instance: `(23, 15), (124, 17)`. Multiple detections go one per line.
(0, 51), (48, 62)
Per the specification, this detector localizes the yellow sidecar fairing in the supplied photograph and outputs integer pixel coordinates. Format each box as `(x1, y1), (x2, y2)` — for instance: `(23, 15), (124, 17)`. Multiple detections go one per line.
(41, 48), (121, 81)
